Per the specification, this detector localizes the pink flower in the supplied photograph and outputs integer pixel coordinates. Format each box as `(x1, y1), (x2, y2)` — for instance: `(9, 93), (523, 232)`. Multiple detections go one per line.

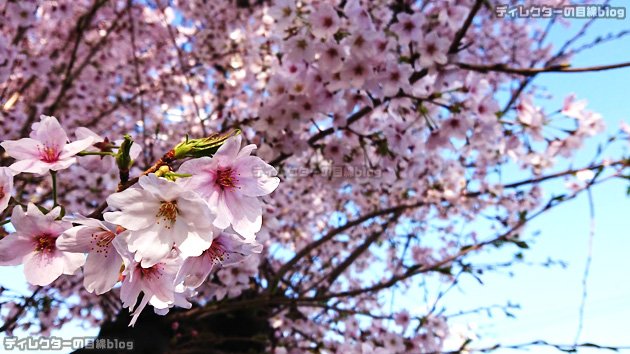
(175, 231), (263, 288)
(284, 33), (316, 63)
(340, 59), (373, 89)
(380, 62), (413, 97)
(0, 204), (84, 286)
(562, 93), (588, 119)
(104, 174), (217, 268)
(390, 12), (424, 46)
(0, 167), (12, 214)
(417, 32), (449, 68)
(268, 0), (297, 31)
(317, 41), (345, 73)
(119, 249), (182, 326)
(309, 4), (340, 39)
(56, 216), (126, 295)
(0, 115), (94, 175)
(177, 135), (280, 241)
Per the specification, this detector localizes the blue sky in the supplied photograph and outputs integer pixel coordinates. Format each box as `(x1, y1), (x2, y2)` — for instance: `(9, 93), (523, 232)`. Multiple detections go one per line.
(437, 4), (630, 353)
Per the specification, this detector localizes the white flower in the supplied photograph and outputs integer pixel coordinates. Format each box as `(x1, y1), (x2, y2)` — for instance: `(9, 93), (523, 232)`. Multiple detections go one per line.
(104, 174), (216, 267)
(57, 216), (126, 295)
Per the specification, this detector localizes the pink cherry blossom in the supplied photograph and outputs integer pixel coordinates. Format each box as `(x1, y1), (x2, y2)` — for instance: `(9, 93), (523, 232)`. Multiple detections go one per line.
(0, 167), (13, 214)
(0, 115), (94, 176)
(268, 0), (297, 32)
(175, 231), (263, 288)
(56, 216), (126, 295)
(390, 12), (424, 46)
(417, 31), (449, 68)
(0, 204), (84, 286)
(119, 248), (182, 326)
(309, 4), (340, 39)
(104, 174), (217, 267)
(177, 134), (279, 241)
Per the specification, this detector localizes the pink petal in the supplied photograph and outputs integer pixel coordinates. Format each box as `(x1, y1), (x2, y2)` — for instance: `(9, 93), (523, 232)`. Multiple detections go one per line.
(0, 234), (33, 266)
(214, 134), (242, 160)
(138, 174), (183, 202)
(84, 248), (122, 294)
(223, 192), (262, 241)
(8, 159), (49, 175)
(234, 156), (280, 197)
(62, 251), (86, 275)
(33, 116), (68, 151)
(127, 226), (172, 268)
(56, 226), (95, 253)
(23, 250), (65, 286)
(0, 138), (42, 160)
(59, 137), (95, 160)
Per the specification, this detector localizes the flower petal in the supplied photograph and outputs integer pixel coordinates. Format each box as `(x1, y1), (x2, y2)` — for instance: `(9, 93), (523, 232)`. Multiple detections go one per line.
(84, 248), (123, 294)
(23, 250), (65, 286)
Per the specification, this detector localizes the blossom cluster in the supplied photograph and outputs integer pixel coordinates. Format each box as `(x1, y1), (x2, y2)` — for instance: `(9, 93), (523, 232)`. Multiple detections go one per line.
(0, 115), (278, 325)
(0, 0), (622, 352)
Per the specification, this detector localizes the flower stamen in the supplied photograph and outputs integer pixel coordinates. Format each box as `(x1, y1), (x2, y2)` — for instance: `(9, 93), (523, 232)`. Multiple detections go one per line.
(216, 168), (241, 192)
(90, 230), (116, 258)
(38, 145), (60, 163)
(34, 234), (55, 253)
(155, 201), (178, 229)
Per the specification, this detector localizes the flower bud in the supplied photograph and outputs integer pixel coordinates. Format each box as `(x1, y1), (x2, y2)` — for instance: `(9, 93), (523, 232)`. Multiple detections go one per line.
(173, 130), (240, 159)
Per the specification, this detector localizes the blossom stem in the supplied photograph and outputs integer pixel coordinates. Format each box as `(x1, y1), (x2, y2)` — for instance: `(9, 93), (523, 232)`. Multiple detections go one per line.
(0, 219), (10, 227)
(9, 197), (26, 208)
(165, 172), (192, 178)
(77, 151), (117, 156)
(50, 171), (58, 207)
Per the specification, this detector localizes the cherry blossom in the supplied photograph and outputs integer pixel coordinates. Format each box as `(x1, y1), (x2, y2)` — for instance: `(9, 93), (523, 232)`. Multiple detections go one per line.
(104, 174), (217, 267)
(0, 167), (12, 214)
(177, 134), (279, 241)
(309, 3), (340, 39)
(0, 204), (84, 286)
(175, 231), (263, 288)
(0, 0), (626, 351)
(56, 216), (126, 295)
(390, 12), (424, 46)
(119, 248), (182, 327)
(0, 116), (93, 176)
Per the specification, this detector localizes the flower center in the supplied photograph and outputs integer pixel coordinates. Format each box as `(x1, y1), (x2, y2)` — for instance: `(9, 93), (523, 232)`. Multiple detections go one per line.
(0, 187), (4, 200)
(90, 230), (116, 258)
(216, 168), (241, 191)
(206, 241), (229, 265)
(39, 145), (60, 163)
(34, 234), (56, 254)
(155, 201), (178, 229)
(282, 6), (292, 18)
(139, 264), (163, 280)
